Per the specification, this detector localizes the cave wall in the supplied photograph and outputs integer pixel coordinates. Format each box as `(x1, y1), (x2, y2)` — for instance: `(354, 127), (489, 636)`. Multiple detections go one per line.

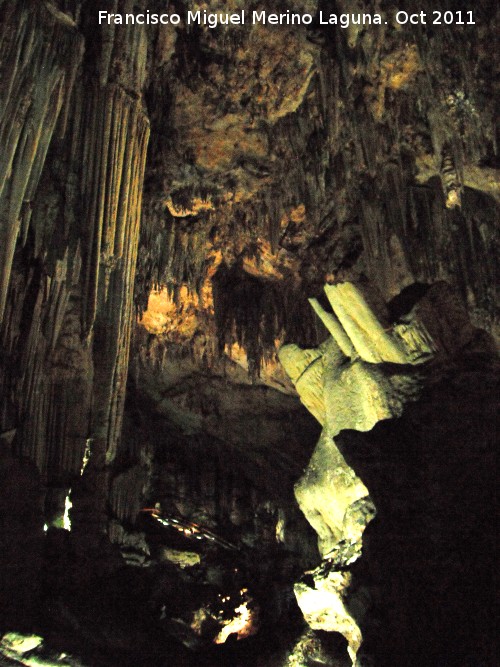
(114, 334), (321, 558)
(0, 1), (150, 553)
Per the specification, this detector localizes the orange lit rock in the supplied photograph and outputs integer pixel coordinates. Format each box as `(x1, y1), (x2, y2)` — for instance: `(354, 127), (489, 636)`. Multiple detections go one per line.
(140, 287), (201, 339)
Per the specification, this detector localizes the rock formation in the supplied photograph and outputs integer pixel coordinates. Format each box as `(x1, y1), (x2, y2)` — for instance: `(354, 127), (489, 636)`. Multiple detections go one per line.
(279, 281), (437, 660)
(282, 280), (497, 665)
(0, 1), (497, 665)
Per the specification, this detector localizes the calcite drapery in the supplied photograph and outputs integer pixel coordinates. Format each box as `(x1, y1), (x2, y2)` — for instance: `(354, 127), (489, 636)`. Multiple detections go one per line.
(76, 80), (150, 465)
(279, 281), (436, 662)
(0, 2), (85, 486)
(0, 3), (83, 324)
(0, 3), (150, 537)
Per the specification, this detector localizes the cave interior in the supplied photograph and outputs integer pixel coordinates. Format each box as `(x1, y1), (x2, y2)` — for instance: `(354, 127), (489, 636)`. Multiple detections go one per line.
(0, 2), (498, 666)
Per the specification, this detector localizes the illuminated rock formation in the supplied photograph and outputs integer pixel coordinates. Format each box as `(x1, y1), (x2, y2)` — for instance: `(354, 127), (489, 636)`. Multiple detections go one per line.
(279, 281), (439, 661)
(0, 2), (150, 545)
(280, 282), (435, 549)
(0, 3), (83, 324)
(280, 280), (497, 664)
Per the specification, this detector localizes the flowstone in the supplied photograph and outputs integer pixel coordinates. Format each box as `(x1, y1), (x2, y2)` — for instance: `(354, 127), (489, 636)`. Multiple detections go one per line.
(279, 282), (436, 663)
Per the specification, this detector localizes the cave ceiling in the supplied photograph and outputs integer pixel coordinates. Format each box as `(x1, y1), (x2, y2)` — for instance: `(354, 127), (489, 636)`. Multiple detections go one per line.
(131, 0), (499, 381)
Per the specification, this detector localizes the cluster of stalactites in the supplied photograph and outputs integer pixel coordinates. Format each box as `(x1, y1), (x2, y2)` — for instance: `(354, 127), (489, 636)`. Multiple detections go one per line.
(0, 2), (151, 491)
(212, 263), (319, 378)
(135, 204), (211, 318)
(0, 2), (84, 325)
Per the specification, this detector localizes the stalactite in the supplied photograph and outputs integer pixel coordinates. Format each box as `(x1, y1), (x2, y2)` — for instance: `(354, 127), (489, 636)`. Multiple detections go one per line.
(212, 263), (318, 379)
(0, 5), (83, 321)
(0, 3), (83, 324)
(136, 204), (211, 318)
(440, 143), (463, 209)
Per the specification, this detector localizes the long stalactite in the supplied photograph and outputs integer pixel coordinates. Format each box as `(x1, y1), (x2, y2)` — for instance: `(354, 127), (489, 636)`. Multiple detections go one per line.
(0, 2), (83, 324)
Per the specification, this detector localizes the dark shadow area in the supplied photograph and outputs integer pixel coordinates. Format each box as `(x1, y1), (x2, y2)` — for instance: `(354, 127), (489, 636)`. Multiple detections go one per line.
(337, 335), (498, 666)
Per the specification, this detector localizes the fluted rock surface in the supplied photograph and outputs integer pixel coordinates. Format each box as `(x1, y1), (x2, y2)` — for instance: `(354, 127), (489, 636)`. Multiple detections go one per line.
(0, 2), (150, 549)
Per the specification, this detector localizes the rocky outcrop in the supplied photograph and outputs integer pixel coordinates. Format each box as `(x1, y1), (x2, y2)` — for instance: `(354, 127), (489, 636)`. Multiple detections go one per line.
(278, 282), (438, 660)
(279, 282), (435, 554)
(280, 280), (497, 665)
